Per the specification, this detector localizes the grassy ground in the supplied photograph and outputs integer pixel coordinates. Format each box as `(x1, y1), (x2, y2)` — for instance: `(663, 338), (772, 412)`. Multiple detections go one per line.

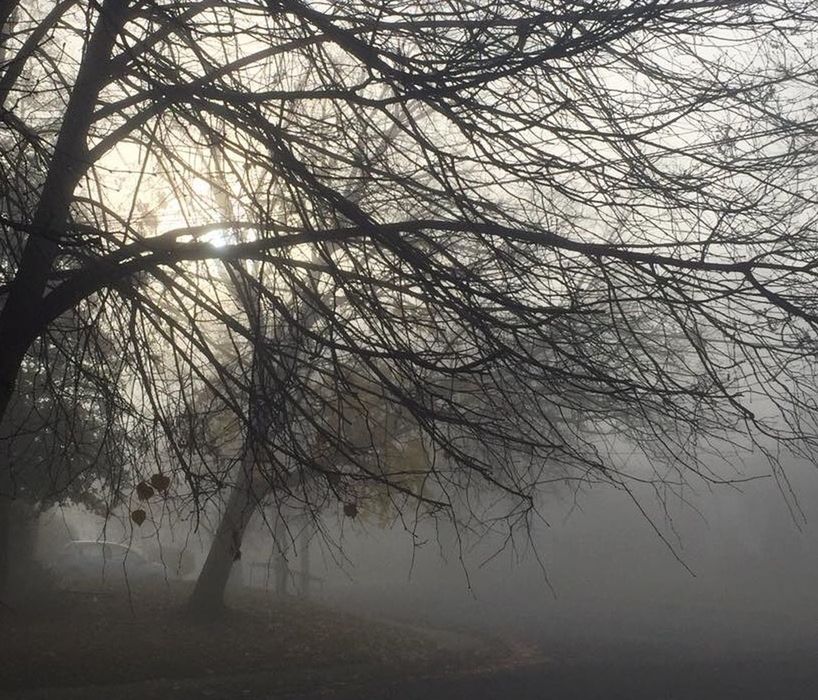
(0, 581), (515, 697)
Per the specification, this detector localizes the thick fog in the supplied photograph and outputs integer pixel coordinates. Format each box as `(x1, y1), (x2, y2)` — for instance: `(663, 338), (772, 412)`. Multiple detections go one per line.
(5, 436), (815, 700)
(312, 457), (818, 656)
(30, 449), (818, 655)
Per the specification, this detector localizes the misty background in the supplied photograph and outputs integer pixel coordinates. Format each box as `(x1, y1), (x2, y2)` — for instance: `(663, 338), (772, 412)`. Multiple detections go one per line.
(28, 447), (818, 657)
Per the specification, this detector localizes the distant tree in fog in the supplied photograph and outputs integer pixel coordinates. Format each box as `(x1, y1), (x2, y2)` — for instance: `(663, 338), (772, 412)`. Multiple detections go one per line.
(1, 0), (818, 610)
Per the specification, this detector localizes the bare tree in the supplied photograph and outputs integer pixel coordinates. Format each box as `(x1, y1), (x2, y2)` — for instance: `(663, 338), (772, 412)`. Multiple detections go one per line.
(2, 0), (818, 607)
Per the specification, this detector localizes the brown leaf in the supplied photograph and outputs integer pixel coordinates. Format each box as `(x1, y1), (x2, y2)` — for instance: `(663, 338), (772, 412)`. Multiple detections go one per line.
(136, 481), (155, 500)
(150, 473), (171, 492)
(131, 509), (146, 526)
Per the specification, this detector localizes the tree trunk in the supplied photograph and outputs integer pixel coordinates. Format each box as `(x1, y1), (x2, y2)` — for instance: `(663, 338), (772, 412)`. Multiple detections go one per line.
(274, 514), (289, 596)
(0, 0), (130, 424)
(297, 521), (310, 598)
(0, 495), (9, 601)
(0, 0), (129, 591)
(187, 459), (260, 617)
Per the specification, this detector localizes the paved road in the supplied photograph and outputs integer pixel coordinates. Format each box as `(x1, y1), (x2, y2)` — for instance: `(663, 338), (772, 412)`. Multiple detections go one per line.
(6, 595), (818, 700)
(315, 647), (818, 700)
(6, 645), (817, 700)
(316, 585), (818, 699)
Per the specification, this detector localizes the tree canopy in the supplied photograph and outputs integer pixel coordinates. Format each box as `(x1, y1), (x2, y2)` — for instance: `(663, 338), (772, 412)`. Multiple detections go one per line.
(2, 0), (818, 597)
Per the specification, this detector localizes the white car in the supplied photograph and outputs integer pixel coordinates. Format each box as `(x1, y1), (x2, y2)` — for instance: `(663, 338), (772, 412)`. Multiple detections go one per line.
(54, 540), (165, 588)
